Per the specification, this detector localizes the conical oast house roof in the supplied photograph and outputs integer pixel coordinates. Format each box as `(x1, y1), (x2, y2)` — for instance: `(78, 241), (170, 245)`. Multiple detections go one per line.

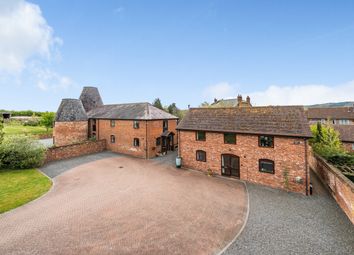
(55, 99), (88, 122)
(79, 86), (103, 112)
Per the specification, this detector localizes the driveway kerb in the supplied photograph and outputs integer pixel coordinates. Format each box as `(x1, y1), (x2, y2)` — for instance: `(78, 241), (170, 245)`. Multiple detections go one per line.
(217, 182), (250, 255)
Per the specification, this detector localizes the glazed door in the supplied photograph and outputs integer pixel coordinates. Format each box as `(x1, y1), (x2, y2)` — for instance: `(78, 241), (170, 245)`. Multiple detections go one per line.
(221, 154), (240, 178)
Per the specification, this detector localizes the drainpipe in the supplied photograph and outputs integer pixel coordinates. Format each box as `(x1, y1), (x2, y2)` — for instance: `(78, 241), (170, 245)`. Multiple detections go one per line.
(177, 130), (180, 157)
(305, 139), (309, 196)
(145, 120), (148, 159)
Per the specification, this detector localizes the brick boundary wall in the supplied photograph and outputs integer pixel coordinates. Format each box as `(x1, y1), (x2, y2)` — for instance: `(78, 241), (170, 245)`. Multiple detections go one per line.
(309, 153), (354, 224)
(45, 140), (106, 163)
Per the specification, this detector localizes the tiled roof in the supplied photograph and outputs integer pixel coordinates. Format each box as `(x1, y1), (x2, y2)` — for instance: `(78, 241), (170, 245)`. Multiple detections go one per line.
(177, 106), (312, 138)
(332, 125), (354, 142)
(87, 103), (178, 120)
(79, 87), (103, 112)
(55, 99), (88, 122)
(307, 107), (354, 120)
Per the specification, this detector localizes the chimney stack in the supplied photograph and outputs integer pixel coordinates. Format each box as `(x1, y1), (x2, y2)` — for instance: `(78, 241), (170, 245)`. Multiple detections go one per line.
(237, 95), (242, 105)
(246, 96), (251, 104)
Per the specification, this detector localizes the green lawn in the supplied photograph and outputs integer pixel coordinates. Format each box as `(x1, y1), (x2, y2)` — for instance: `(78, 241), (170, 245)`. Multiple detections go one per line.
(4, 124), (52, 137)
(0, 169), (52, 213)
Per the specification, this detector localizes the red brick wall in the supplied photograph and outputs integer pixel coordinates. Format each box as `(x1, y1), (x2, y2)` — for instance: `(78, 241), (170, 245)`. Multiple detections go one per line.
(310, 155), (354, 224)
(179, 131), (309, 194)
(343, 142), (354, 152)
(97, 119), (178, 159)
(46, 140), (106, 163)
(53, 121), (88, 146)
(98, 119), (147, 158)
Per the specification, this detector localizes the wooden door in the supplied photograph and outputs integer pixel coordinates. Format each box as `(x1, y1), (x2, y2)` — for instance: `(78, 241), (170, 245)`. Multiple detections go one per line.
(221, 154), (240, 178)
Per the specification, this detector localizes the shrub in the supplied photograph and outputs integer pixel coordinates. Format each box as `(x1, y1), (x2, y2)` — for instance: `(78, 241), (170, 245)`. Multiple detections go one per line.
(0, 136), (46, 169)
(310, 123), (345, 157)
(40, 112), (55, 131)
(23, 119), (41, 126)
(0, 118), (4, 144)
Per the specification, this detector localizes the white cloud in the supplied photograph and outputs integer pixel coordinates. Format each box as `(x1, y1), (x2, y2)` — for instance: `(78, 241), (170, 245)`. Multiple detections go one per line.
(0, 0), (61, 73)
(249, 81), (354, 106)
(203, 81), (354, 105)
(203, 82), (237, 100)
(0, 0), (75, 92)
(31, 65), (75, 91)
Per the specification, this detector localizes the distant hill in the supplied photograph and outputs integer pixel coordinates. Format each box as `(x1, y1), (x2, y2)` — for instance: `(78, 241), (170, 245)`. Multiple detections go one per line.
(307, 101), (354, 108)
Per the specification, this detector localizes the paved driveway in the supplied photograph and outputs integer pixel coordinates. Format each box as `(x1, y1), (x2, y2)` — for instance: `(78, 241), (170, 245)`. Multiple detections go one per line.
(0, 155), (248, 255)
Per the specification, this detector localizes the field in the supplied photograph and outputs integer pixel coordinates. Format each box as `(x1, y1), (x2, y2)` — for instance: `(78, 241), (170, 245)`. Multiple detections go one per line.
(3, 123), (52, 138)
(0, 169), (52, 213)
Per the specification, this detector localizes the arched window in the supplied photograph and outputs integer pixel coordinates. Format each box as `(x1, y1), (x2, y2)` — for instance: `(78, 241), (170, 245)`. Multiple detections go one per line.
(259, 159), (275, 174)
(110, 135), (115, 144)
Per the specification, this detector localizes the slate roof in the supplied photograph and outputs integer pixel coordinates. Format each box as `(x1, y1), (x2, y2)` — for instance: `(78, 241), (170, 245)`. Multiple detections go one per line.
(332, 125), (354, 142)
(55, 99), (88, 122)
(87, 103), (178, 120)
(79, 87), (103, 112)
(177, 106), (312, 138)
(307, 107), (354, 120)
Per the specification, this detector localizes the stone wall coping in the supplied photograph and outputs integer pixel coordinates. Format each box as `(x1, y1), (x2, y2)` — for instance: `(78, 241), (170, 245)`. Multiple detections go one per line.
(315, 154), (354, 192)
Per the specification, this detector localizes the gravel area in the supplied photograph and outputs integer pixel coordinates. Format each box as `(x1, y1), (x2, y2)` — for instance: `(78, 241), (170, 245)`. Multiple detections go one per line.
(40, 151), (120, 178)
(223, 172), (354, 255)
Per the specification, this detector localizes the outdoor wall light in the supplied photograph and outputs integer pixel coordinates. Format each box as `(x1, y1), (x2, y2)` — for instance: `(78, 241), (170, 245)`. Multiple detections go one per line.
(295, 176), (303, 183)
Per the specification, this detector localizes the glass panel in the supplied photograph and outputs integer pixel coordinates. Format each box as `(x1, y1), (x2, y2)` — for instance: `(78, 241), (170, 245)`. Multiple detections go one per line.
(260, 136), (273, 147)
(224, 133), (236, 144)
(260, 160), (274, 174)
(197, 131), (206, 141)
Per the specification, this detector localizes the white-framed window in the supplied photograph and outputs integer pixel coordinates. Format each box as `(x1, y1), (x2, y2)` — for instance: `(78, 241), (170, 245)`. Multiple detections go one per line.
(338, 119), (350, 125)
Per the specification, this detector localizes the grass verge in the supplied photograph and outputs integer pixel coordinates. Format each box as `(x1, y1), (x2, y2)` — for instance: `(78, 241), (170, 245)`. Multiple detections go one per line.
(0, 169), (52, 213)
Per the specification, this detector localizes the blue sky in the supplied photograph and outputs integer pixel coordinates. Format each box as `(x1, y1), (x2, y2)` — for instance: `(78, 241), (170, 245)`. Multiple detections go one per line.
(0, 0), (354, 111)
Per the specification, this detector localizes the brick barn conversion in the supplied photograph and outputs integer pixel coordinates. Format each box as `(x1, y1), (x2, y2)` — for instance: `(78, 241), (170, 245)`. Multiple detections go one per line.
(176, 106), (312, 195)
(54, 87), (179, 159)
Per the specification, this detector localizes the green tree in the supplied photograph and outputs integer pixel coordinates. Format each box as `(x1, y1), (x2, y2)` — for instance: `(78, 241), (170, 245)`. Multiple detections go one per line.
(40, 112), (55, 132)
(152, 98), (163, 110)
(0, 118), (4, 144)
(310, 122), (344, 157)
(167, 103), (179, 116)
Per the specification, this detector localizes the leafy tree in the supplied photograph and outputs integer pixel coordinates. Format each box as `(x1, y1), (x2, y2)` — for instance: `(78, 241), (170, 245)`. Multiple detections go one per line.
(310, 122), (345, 158)
(167, 103), (179, 116)
(40, 112), (55, 132)
(152, 98), (163, 110)
(0, 118), (4, 144)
